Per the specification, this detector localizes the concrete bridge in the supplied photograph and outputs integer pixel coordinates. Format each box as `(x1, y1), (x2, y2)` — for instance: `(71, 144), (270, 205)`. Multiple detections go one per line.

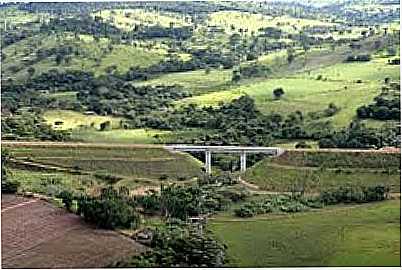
(165, 145), (285, 174)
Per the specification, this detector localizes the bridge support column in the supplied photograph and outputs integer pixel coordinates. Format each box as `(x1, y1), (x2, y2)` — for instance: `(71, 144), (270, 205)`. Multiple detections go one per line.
(205, 150), (212, 175)
(240, 152), (246, 172)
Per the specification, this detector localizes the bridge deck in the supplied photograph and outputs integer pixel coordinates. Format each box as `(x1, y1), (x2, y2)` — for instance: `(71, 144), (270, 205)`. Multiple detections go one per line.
(165, 145), (283, 154)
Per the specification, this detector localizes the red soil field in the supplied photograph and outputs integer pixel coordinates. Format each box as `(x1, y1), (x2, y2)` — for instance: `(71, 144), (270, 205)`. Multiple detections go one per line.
(1, 194), (144, 268)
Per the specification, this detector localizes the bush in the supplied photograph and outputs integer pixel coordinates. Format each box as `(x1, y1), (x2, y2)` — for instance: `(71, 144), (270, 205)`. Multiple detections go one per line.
(280, 201), (307, 213)
(273, 87), (285, 99)
(77, 188), (140, 229)
(94, 173), (123, 184)
(1, 180), (20, 194)
(319, 185), (389, 205)
(58, 190), (74, 211)
(295, 141), (312, 149)
(112, 224), (227, 267)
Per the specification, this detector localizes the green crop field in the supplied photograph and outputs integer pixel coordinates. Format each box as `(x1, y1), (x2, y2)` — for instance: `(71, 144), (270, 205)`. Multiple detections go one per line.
(210, 199), (401, 267)
(271, 151), (401, 169)
(5, 145), (202, 181)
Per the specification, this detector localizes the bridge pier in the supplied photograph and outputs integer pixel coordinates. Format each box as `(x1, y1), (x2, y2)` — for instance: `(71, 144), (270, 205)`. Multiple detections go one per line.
(240, 151), (247, 172)
(165, 145), (284, 175)
(205, 150), (211, 174)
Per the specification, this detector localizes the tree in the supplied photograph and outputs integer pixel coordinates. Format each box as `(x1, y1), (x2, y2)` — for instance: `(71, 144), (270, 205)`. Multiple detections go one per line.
(231, 70), (241, 83)
(273, 87), (285, 99)
(55, 54), (63, 65)
(286, 47), (295, 64)
(100, 121), (112, 131)
(27, 67), (35, 78)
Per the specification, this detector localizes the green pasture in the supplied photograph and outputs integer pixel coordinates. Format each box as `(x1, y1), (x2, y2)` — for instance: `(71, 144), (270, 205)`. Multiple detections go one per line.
(133, 68), (233, 96)
(95, 9), (190, 30)
(208, 11), (334, 35)
(71, 128), (171, 144)
(210, 199), (400, 267)
(43, 110), (123, 130)
(178, 56), (398, 128)
(3, 32), (165, 80)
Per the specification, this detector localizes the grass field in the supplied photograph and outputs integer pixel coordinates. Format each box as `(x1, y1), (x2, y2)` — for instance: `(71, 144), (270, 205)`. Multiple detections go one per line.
(210, 199), (400, 267)
(133, 68), (233, 96)
(43, 110), (123, 130)
(71, 128), (172, 144)
(95, 9), (190, 30)
(8, 168), (102, 195)
(208, 11), (334, 35)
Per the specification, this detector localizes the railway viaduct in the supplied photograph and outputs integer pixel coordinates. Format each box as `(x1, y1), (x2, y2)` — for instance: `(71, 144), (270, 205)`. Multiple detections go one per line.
(165, 145), (285, 174)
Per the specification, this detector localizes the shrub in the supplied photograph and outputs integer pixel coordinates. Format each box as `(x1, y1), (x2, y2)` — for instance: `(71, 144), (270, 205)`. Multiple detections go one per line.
(112, 224), (227, 267)
(94, 173), (122, 184)
(1, 180), (20, 194)
(77, 188), (140, 229)
(58, 190), (74, 211)
(295, 141), (312, 149)
(319, 185), (389, 205)
(280, 201), (307, 213)
(273, 87), (285, 99)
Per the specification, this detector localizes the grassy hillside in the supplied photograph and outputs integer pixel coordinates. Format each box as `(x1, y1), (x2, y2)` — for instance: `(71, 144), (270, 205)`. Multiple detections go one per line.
(133, 68), (233, 96)
(3, 32), (165, 80)
(210, 200), (400, 267)
(244, 151), (400, 193)
(179, 55), (399, 127)
(207, 11), (335, 35)
(95, 8), (190, 30)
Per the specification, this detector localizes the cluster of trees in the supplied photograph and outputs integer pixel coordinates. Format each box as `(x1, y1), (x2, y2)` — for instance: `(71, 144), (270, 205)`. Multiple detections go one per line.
(1, 112), (70, 141)
(2, 69), (190, 121)
(76, 77), (189, 118)
(142, 96), (337, 146)
(40, 16), (121, 38)
(134, 184), (234, 220)
(2, 27), (37, 47)
(235, 184), (390, 218)
(135, 25), (193, 40)
(318, 121), (399, 149)
(112, 223), (227, 267)
(237, 63), (271, 80)
(320, 185), (389, 204)
(345, 54), (371, 62)
(77, 187), (140, 229)
(1, 150), (20, 194)
(357, 94), (400, 120)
